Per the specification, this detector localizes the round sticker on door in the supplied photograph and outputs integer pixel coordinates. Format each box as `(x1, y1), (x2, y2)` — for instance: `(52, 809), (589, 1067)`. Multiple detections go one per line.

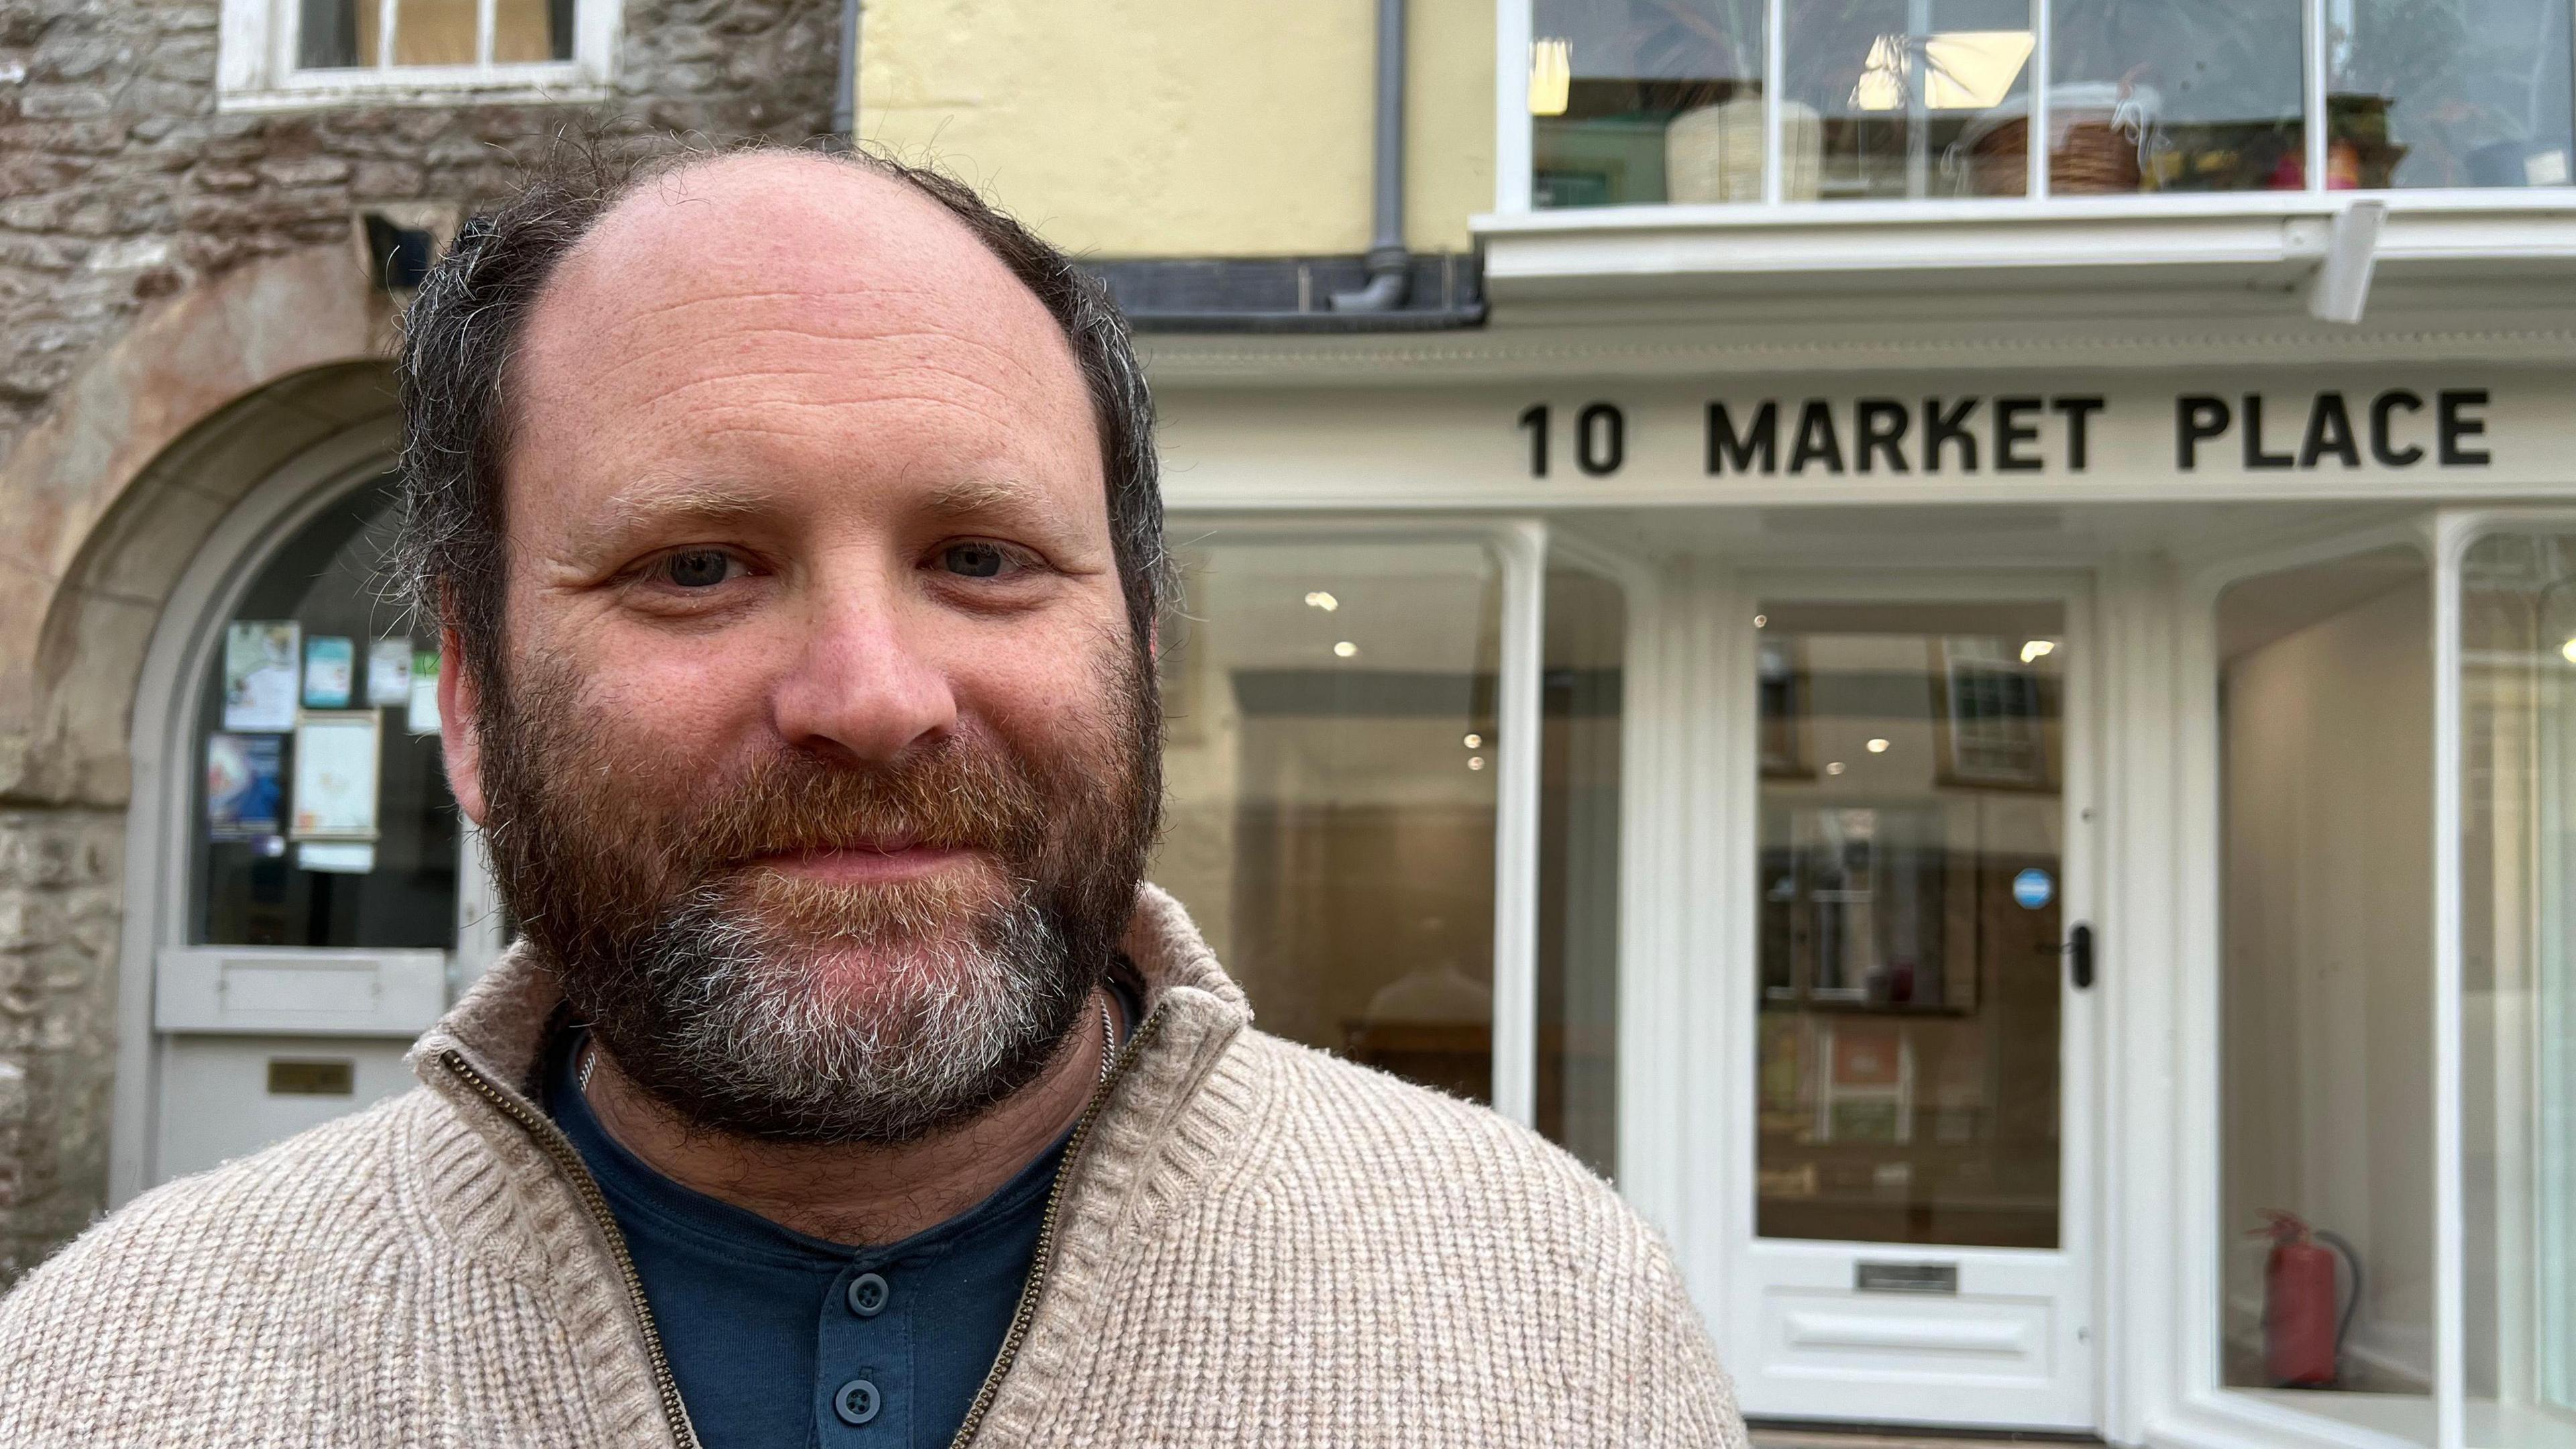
(2012, 868), (2054, 910)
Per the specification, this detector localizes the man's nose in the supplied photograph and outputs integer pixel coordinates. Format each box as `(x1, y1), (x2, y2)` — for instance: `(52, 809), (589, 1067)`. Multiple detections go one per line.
(769, 582), (959, 763)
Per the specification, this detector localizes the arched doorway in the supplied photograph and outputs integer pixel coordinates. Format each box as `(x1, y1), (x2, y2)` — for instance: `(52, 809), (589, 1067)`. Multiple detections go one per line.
(105, 366), (499, 1203)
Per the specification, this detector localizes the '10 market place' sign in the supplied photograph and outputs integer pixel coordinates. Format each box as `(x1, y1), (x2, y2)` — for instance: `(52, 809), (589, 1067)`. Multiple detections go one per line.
(1515, 389), (2494, 480)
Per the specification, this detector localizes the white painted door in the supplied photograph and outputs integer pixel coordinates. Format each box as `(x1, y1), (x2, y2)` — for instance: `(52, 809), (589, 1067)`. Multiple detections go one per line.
(1721, 580), (2098, 1432)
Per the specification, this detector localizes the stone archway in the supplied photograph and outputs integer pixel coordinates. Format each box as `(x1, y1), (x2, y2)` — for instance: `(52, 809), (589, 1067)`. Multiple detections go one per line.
(0, 242), (398, 1283)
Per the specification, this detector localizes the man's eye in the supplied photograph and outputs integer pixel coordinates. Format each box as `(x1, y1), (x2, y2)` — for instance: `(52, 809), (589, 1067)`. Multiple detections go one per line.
(657, 550), (739, 588)
(941, 542), (1014, 579)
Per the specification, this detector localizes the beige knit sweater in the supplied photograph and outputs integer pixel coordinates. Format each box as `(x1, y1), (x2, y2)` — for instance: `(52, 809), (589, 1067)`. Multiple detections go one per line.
(0, 886), (1745, 1446)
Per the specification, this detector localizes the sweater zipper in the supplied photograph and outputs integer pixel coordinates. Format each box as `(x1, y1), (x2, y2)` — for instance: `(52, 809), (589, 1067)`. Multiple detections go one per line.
(437, 997), (1169, 1449)
(946, 1000), (1169, 1449)
(437, 1049), (703, 1449)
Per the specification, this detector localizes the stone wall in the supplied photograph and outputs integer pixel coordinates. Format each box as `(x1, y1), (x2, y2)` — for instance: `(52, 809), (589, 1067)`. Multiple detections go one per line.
(0, 0), (842, 1285)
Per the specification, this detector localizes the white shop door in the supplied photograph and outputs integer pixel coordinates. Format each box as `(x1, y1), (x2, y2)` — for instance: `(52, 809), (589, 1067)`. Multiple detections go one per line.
(1723, 582), (2098, 1433)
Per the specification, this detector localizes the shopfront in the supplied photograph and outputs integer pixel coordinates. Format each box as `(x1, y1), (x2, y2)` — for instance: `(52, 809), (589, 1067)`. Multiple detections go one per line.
(111, 354), (2574, 1449)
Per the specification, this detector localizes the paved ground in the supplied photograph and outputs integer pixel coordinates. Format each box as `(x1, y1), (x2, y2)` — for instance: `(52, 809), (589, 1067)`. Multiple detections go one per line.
(1750, 1427), (2105, 1449)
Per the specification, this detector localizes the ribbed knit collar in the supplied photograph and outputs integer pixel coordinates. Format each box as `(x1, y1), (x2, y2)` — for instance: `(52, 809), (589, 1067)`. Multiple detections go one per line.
(401, 885), (1263, 1448)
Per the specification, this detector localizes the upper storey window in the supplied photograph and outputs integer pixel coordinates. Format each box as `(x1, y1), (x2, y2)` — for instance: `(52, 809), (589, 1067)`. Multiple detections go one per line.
(1526, 0), (2576, 208)
(219, 0), (616, 110)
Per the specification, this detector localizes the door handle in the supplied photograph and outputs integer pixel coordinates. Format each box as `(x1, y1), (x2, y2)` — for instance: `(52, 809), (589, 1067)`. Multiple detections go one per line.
(2067, 922), (2094, 990)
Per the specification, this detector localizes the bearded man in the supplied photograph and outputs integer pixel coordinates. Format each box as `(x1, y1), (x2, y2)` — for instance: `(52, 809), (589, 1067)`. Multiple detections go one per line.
(0, 146), (1743, 1448)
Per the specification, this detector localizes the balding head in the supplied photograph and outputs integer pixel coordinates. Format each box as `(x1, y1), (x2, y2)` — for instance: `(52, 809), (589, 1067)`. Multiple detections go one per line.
(392, 143), (1167, 1146)
(396, 143), (1164, 694)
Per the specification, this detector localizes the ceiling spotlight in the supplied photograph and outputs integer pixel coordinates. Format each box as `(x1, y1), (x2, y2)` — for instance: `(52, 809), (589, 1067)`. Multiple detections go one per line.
(1333, 641), (1358, 659)
(2021, 639), (2057, 664)
(1463, 733), (1483, 749)
(1468, 756), (1487, 771)
(1866, 738), (1890, 753)
(1754, 614), (1768, 629)
(2561, 637), (2576, 665)
(1305, 591), (1339, 612)
(1825, 761), (1847, 776)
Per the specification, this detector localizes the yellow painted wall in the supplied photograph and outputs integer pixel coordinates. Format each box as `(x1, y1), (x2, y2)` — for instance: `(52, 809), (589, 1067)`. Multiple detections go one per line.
(857, 0), (1493, 258)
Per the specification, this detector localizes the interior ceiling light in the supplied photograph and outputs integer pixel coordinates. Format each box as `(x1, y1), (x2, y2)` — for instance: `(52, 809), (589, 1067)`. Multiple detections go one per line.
(1333, 641), (1358, 659)
(2021, 639), (2057, 663)
(1867, 738), (1890, 753)
(1754, 613), (1768, 629)
(1463, 733), (1483, 749)
(1305, 591), (1338, 612)
(1529, 38), (1572, 117)
(1826, 761), (1847, 776)
(2561, 637), (2576, 665)
(1468, 756), (1486, 771)
(1851, 30), (2035, 113)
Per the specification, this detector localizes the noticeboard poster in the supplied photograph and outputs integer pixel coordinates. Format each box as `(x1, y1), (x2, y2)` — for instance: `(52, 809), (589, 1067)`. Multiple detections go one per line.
(221, 621), (301, 732)
(290, 710), (381, 841)
(366, 637), (412, 707)
(205, 733), (283, 839)
(303, 635), (354, 708)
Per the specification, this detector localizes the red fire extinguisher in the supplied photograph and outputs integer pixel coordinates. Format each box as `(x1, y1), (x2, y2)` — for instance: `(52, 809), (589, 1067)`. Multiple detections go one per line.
(2255, 1210), (2361, 1389)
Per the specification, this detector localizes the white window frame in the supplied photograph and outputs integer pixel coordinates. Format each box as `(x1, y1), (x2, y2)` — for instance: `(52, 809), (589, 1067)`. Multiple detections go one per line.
(217, 0), (619, 113)
(1488, 0), (2576, 225)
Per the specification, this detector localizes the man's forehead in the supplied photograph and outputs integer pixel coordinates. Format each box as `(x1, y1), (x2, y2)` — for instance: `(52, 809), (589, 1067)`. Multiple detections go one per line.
(523, 152), (1079, 398)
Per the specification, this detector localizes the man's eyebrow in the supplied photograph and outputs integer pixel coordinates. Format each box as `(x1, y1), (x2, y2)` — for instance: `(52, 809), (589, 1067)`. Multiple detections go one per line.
(918, 476), (1071, 531)
(566, 475), (772, 557)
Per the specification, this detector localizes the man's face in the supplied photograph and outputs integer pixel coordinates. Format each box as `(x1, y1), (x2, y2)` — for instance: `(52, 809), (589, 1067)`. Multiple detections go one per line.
(443, 156), (1158, 1144)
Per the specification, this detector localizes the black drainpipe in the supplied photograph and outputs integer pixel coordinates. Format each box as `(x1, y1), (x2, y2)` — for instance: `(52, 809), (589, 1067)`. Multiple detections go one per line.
(1330, 0), (1411, 313)
(831, 0), (861, 146)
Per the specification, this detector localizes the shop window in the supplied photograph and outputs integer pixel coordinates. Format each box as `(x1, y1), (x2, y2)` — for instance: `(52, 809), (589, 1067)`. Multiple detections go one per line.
(191, 476), (459, 949)
(1538, 567), (1625, 1178)
(1752, 600), (2066, 1249)
(1152, 537), (1505, 1102)
(2215, 547), (2434, 1438)
(2457, 531), (2576, 1449)
(1527, 0), (2575, 207)
(219, 0), (612, 107)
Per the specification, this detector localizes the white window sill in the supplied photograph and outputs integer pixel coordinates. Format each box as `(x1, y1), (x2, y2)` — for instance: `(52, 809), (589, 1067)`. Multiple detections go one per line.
(1472, 193), (2576, 305)
(218, 68), (608, 113)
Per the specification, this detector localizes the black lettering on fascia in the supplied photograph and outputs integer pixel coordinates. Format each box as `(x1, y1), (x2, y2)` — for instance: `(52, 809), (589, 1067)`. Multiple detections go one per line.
(1788, 400), (1845, 474)
(1994, 396), (2044, 472)
(2052, 397), (2105, 472)
(2300, 392), (2361, 469)
(1924, 396), (1978, 473)
(2178, 395), (2231, 470)
(2439, 388), (2491, 466)
(2372, 390), (2425, 467)
(1856, 398), (1911, 474)
(1708, 401), (1779, 475)
(2243, 394), (2295, 470)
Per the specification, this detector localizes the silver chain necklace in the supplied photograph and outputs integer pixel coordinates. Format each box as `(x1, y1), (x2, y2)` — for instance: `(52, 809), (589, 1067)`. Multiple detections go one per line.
(578, 991), (1119, 1095)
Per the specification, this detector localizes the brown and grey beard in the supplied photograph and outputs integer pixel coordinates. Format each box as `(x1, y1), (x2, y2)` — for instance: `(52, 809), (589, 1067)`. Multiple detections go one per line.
(473, 637), (1161, 1146)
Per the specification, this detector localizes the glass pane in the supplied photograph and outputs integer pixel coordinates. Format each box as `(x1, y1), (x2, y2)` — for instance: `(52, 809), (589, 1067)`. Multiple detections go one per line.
(298, 0), (366, 68)
(392, 0), (478, 66)
(2459, 533), (2576, 1449)
(1785, 0), (2039, 201)
(1532, 0), (1768, 207)
(2331, 0), (2576, 190)
(1754, 602), (2064, 1248)
(1151, 536), (1501, 1102)
(191, 477), (458, 949)
(1540, 568), (1625, 1179)
(2216, 548), (2433, 1441)
(2047, 0), (2305, 193)
(492, 0), (576, 62)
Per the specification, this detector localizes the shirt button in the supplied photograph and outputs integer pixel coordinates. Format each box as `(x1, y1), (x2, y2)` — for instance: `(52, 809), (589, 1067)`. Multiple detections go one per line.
(833, 1377), (881, 1426)
(847, 1271), (890, 1317)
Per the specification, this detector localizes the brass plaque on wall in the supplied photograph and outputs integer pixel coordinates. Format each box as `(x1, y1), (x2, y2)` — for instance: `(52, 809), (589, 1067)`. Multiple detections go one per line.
(1856, 1260), (1960, 1295)
(266, 1058), (355, 1096)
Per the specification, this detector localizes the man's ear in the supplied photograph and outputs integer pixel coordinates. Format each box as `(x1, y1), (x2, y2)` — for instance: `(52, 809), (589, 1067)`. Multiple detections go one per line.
(437, 627), (488, 826)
